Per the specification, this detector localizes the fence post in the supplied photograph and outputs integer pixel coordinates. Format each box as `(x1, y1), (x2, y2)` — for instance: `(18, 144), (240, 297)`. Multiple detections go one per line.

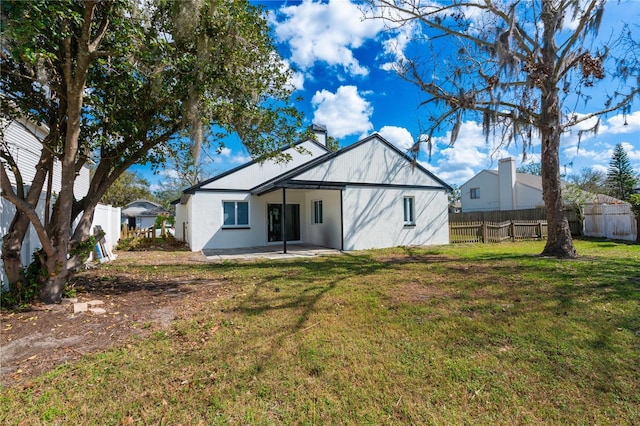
(482, 221), (487, 243)
(510, 220), (515, 242)
(538, 221), (543, 239)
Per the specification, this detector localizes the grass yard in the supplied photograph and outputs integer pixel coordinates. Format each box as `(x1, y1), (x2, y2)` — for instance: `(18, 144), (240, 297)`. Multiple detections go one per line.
(1, 239), (639, 425)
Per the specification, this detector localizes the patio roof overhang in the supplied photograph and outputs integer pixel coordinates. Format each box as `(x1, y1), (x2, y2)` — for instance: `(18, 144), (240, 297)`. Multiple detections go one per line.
(251, 180), (346, 196)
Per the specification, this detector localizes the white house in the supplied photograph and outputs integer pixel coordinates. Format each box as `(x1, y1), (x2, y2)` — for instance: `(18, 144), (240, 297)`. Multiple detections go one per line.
(1, 118), (121, 286)
(460, 157), (549, 212)
(174, 127), (452, 252)
(121, 199), (168, 229)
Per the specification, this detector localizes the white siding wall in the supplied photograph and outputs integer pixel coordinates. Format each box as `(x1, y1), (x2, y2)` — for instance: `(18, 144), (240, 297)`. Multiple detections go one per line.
(3, 120), (47, 188)
(138, 217), (156, 229)
(4, 120), (89, 199)
(174, 201), (187, 241)
(296, 137), (443, 187)
(186, 189), (334, 251)
(201, 141), (327, 190)
(304, 189), (342, 249)
(342, 187), (449, 251)
(514, 183), (544, 209)
(460, 171), (500, 212)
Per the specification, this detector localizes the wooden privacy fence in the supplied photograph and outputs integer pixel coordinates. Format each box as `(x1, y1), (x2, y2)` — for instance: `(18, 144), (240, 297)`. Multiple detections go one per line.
(450, 220), (548, 243)
(120, 225), (170, 240)
(450, 207), (581, 236)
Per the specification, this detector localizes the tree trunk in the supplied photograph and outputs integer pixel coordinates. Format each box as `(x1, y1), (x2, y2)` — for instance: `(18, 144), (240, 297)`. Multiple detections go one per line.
(540, 129), (577, 258)
(1, 147), (53, 290)
(1, 218), (29, 287)
(539, 1), (577, 259)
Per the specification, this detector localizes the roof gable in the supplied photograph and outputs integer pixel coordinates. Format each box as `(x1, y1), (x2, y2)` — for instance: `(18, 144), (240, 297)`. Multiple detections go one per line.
(252, 134), (452, 194)
(183, 138), (329, 193)
(460, 170), (498, 190)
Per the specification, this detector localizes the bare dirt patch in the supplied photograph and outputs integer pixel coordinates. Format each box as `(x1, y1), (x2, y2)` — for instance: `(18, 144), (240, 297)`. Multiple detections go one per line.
(0, 250), (227, 388)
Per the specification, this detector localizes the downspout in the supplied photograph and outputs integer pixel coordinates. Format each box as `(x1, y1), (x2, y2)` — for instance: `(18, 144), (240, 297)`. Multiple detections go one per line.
(282, 187), (287, 254)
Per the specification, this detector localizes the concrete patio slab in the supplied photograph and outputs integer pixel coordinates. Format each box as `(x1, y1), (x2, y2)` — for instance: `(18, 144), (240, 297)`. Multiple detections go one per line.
(201, 244), (342, 261)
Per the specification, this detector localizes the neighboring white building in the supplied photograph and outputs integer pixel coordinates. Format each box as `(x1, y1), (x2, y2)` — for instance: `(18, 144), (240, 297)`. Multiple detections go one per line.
(121, 199), (168, 229)
(460, 157), (549, 212)
(1, 118), (120, 286)
(174, 128), (452, 252)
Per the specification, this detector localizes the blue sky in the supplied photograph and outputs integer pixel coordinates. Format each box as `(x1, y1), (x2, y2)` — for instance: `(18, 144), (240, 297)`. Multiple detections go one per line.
(142, 0), (640, 191)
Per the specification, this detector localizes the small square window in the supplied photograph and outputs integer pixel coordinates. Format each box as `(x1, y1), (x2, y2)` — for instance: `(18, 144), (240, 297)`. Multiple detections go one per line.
(223, 201), (249, 227)
(313, 200), (323, 224)
(403, 196), (415, 225)
(470, 188), (480, 199)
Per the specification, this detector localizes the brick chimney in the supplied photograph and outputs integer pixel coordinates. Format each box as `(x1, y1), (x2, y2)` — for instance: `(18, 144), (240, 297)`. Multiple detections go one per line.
(311, 123), (327, 146)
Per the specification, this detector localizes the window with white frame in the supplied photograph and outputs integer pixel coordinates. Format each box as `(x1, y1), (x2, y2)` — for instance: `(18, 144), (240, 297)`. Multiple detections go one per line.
(470, 187), (480, 199)
(313, 200), (323, 224)
(223, 201), (249, 227)
(403, 196), (415, 225)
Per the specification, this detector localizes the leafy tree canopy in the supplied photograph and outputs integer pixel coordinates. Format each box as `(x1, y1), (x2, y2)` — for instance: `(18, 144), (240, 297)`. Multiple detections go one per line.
(100, 171), (156, 207)
(1, 0), (305, 303)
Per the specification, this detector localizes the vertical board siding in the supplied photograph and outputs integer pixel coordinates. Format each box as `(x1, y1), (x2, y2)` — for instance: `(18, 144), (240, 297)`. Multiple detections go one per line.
(583, 204), (636, 241)
(449, 220), (548, 243)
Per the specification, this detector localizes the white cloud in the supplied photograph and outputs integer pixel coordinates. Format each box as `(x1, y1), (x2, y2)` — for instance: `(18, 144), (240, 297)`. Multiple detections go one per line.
(158, 168), (180, 179)
(620, 141), (640, 161)
(312, 85), (373, 138)
(377, 126), (415, 150)
(279, 58), (305, 91)
(421, 121), (498, 185)
(214, 146), (251, 165)
(604, 110), (640, 134)
(421, 120), (540, 185)
(273, 0), (383, 76)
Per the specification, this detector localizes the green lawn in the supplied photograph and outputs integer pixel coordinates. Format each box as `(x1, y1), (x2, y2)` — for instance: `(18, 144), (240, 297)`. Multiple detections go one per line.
(2, 239), (639, 425)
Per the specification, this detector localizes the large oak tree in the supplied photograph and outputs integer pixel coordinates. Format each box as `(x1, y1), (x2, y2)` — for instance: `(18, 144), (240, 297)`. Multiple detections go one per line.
(1, 0), (303, 303)
(368, 0), (639, 258)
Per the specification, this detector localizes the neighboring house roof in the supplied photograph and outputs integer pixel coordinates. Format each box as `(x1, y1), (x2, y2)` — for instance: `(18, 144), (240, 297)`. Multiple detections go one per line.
(481, 170), (547, 191)
(589, 193), (629, 205)
(121, 199), (168, 217)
